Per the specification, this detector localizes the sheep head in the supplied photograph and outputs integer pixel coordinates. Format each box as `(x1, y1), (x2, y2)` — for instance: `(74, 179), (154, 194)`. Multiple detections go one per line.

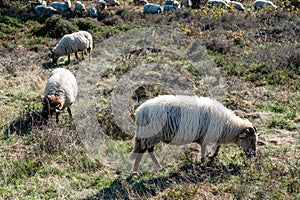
(50, 48), (59, 64)
(41, 94), (64, 121)
(236, 126), (258, 158)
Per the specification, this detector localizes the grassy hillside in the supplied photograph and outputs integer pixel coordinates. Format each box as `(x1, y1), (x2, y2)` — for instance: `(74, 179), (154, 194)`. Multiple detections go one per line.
(0, 0), (299, 199)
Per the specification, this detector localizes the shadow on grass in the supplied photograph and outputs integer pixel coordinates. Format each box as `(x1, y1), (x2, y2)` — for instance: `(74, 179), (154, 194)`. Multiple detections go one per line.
(3, 106), (45, 136)
(84, 161), (241, 200)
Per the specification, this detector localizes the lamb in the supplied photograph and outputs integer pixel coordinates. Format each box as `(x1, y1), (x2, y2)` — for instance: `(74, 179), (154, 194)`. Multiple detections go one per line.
(206, 0), (228, 8)
(50, 0), (71, 12)
(75, 1), (86, 12)
(34, 5), (60, 16)
(41, 68), (78, 123)
(228, 1), (245, 11)
(87, 6), (98, 18)
(254, 0), (277, 10)
(129, 95), (258, 173)
(51, 30), (93, 64)
(143, 3), (163, 14)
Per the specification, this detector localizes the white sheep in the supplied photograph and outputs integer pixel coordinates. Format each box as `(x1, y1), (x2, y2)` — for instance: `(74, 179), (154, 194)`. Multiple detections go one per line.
(254, 0), (277, 10)
(87, 6), (98, 18)
(75, 1), (86, 12)
(97, 0), (108, 11)
(41, 68), (78, 123)
(51, 30), (93, 64)
(228, 1), (245, 12)
(30, 0), (47, 8)
(180, 0), (192, 7)
(206, 0), (228, 8)
(143, 3), (163, 14)
(129, 95), (258, 173)
(164, 0), (180, 12)
(34, 5), (60, 16)
(50, 0), (71, 12)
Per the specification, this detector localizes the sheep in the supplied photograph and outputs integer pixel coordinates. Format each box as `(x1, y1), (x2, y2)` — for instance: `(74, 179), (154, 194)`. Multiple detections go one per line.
(30, 0), (47, 8)
(51, 30), (93, 65)
(228, 1), (245, 11)
(50, 0), (71, 12)
(87, 6), (98, 18)
(164, 0), (180, 11)
(97, 0), (108, 11)
(143, 3), (163, 14)
(41, 68), (78, 123)
(34, 5), (60, 16)
(206, 0), (228, 8)
(75, 1), (86, 12)
(180, 0), (192, 7)
(253, 0), (277, 10)
(128, 95), (258, 173)
(133, 0), (149, 6)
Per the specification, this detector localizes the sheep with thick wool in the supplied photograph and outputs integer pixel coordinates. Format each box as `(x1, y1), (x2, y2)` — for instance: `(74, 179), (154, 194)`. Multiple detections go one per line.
(228, 1), (245, 11)
(75, 1), (86, 12)
(87, 6), (98, 17)
(34, 5), (60, 16)
(50, 0), (71, 12)
(143, 3), (163, 14)
(41, 68), (78, 123)
(254, 0), (277, 10)
(129, 95), (258, 173)
(51, 30), (93, 64)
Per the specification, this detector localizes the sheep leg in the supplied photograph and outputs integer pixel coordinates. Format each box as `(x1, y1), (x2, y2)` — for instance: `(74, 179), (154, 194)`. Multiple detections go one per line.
(87, 47), (91, 61)
(55, 112), (60, 123)
(67, 55), (71, 64)
(75, 52), (79, 61)
(67, 107), (72, 117)
(132, 149), (146, 173)
(209, 145), (221, 160)
(148, 146), (161, 169)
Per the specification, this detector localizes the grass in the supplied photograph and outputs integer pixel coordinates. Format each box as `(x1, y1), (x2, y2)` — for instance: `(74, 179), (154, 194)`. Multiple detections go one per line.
(0, 0), (299, 199)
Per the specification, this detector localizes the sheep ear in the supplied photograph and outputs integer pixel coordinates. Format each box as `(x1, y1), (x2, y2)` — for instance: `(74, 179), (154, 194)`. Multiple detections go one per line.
(245, 127), (256, 134)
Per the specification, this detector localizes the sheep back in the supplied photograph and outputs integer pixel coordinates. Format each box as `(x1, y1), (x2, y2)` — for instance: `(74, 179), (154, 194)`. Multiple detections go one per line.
(143, 3), (163, 14)
(134, 95), (252, 147)
(44, 68), (78, 109)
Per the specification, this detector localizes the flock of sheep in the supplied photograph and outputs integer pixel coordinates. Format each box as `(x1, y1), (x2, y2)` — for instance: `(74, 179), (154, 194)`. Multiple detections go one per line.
(42, 24), (258, 173)
(32, 0), (278, 17)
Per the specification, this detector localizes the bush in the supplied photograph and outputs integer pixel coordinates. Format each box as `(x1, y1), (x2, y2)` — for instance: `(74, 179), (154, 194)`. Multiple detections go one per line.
(33, 15), (79, 39)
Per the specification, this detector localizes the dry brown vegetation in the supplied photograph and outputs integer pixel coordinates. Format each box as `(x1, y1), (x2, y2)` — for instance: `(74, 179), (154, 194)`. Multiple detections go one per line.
(0, 0), (299, 199)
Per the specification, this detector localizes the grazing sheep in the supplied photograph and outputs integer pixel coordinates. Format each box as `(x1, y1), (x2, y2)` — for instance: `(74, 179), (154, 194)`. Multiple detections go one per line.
(134, 0), (149, 6)
(34, 5), (60, 16)
(30, 0), (47, 8)
(51, 30), (93, 64)
(97, 0), (108, 11)
(75, 1), (86, 12)
(87, 6), (98, 17)
(41, 68), (78, 123)
(143, 3), (163, 14)
(164, 0), (180, 11)
(50, 0), (71, 12)
(228, 1), (245, 11)
(180, 0), (192, 7)
(206, 0), (228, 8)
(254, 0), (277, 10)
(129, 95), (258, 173)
